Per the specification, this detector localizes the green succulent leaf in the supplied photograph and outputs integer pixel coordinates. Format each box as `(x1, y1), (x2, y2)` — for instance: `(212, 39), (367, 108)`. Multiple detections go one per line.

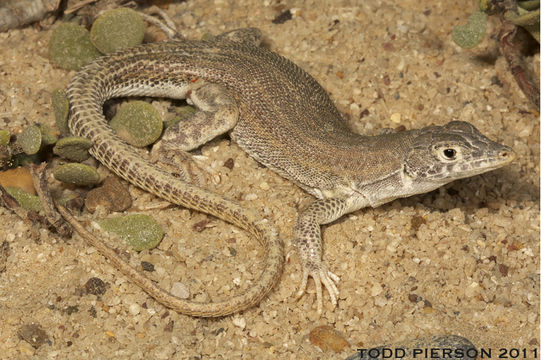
(452, 11), (488, 49)
(5, 187), (43, 212)
(98, 214), (164, 251)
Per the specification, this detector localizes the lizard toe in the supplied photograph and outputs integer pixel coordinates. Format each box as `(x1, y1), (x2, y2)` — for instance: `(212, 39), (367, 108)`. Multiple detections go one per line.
(295, 265), (340, 314)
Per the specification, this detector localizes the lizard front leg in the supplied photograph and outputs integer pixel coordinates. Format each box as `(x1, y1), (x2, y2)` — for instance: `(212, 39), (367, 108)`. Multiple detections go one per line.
(153, 82), (239, 185)
(162, 81), (239, 151)
(294, 197), (350, 314)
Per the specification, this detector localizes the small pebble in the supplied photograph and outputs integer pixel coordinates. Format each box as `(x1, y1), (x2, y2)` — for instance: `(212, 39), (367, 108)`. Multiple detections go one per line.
(0, 241), (9, 273)
(370, 283), (383, 296)
(232, 316), (246, 330)
(17, 323), (50, 349)
(170, 282), (190, 299)
(309, 325), (349, 352)
(499, 263), (509, 276)
(84, 277), (107, 296)
(244, 193), (258, 201)
(64, 305), (79, 315)
(164, 320), (174, 332)
(390, 112), (401, 123)
(54, 163), (101, 186)
(141, 261), (154, 272)
(90, 8), (145, 54)
(464, 281), (479, 297)
(85, 176), (132, 213)
(272, 9), (292, 24)
(18, 342), (35, 356)
(128, 303), (141, 315)
(374, 296), (388, 307)
(410, 215), (426, 231)
(223, 158), (234, 170)
(0, 167), (36, 194)
(98, 214), (163, 251)
(192, 218), (211, 232)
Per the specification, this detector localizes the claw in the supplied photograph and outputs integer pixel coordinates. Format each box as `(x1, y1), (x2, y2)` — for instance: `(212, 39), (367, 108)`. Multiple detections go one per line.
(295, 265), (340, 314)
(295, 268), (310, 300)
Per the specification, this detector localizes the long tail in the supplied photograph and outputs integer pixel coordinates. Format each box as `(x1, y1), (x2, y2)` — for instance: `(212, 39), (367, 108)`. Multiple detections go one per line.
(64, 46), (284, 317)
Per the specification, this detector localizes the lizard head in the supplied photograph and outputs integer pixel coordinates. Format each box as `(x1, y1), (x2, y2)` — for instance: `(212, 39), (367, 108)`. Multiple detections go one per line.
(403, 121), (515, 185)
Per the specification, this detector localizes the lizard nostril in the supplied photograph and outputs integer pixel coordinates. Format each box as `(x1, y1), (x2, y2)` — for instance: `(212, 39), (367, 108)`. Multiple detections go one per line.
(499, 148), (516, 161)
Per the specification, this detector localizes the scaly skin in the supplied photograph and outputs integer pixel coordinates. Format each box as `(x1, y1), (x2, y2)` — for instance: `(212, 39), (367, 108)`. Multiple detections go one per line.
(65, 28), (515, 316)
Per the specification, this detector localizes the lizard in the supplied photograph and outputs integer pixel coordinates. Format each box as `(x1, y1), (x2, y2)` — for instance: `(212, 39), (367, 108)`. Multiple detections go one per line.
(62, 27), (516, 317)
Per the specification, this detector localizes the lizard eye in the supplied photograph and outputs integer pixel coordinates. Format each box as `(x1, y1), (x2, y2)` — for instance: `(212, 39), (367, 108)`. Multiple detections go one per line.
(442, 148), (456, 159)
(435, 145), (460, 162)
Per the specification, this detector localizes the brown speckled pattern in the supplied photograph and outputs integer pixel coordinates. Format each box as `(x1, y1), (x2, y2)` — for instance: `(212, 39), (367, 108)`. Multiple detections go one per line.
(66, 29), (515, 316)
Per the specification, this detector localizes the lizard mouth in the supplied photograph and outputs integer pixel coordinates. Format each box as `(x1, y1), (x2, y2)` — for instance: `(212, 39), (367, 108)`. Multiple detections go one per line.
(486, 145), (516, 168)
(456, 145), (516, 179)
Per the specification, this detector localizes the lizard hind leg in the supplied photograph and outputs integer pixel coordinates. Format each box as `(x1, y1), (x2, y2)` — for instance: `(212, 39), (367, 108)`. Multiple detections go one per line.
(154, 82), (239, 186)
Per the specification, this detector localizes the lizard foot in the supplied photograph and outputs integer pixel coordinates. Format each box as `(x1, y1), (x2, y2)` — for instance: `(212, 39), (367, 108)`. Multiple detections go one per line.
(151, 141), (209, 187)
(295, 264), (340, 314)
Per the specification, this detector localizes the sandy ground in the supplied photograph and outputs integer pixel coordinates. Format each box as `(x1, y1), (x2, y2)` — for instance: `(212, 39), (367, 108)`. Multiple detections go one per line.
(0, 0), (539, 359)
